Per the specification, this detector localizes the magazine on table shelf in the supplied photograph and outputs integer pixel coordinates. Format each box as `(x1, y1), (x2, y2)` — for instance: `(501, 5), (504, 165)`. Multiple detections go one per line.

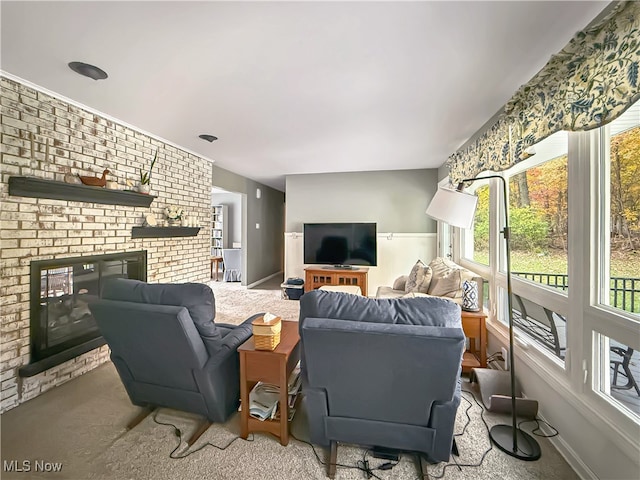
(248, 382), (280, 421)
(246, 361), (302, 422)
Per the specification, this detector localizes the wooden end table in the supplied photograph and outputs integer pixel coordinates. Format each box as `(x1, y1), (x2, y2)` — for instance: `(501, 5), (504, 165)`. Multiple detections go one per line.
(238, 320), (301, 446)
(461, 310), (487, 373)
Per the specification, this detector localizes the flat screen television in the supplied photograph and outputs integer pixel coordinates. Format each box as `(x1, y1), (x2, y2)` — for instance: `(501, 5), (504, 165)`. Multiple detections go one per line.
(303, 223), (377, 267)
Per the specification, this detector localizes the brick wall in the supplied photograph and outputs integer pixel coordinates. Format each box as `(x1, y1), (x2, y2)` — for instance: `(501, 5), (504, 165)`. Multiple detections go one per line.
(0, 76), (212, 412)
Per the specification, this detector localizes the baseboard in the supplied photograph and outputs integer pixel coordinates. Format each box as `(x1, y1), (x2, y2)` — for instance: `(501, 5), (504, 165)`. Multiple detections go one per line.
(479, 365), (597, 479)
(246, 271), (283, 289)
(535, 412), (598, 480)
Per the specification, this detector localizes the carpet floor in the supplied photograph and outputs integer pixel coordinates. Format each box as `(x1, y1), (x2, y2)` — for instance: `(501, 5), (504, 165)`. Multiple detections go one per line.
(0, 280), (579, 480)
(208, 279), (301, 325)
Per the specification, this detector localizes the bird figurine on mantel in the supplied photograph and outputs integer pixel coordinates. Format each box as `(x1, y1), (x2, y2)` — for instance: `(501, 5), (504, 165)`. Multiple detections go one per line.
(78, 169), (110, 187)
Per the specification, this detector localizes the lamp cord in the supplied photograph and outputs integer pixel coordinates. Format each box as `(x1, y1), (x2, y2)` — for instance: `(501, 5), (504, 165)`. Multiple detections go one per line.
(151, 411), (253, 459)
(426, 388), (493, 479)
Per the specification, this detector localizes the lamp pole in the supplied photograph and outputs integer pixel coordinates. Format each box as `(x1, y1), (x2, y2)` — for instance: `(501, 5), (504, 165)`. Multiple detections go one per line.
(457, 174), (540, 460)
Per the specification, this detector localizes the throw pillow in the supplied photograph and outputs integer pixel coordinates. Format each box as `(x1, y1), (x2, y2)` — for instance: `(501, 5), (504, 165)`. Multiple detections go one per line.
(428, 268), (462, 298)
(429, 257), (458, 278)
(404, 260), (433, 294)
(393, 275), (408, 291)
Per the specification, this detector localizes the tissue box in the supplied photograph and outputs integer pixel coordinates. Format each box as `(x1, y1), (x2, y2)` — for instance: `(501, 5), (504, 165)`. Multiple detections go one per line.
(252, 315), (282, 350)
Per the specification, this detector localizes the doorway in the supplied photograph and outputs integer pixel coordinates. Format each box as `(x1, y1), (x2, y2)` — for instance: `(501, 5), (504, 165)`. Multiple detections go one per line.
(211, 187), (247, 285)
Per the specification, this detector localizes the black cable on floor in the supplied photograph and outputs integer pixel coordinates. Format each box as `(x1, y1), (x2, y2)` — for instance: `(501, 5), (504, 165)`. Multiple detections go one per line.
(290, 432), (367, 474)
(290, 432), (399, 479)
(426, 387), (494, 480)
(357, 449), (383, 480)
(518, 417), (559, 438)
(454, 393), (473, 437)
(152, 411), (253, 459)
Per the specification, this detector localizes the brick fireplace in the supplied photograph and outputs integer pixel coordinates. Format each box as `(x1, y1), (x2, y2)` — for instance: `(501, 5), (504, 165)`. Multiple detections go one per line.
(0, 76), (212, 411)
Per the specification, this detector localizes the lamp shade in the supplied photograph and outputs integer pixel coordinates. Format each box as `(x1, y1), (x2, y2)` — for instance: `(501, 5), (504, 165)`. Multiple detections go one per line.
(425, 186), (479, 229)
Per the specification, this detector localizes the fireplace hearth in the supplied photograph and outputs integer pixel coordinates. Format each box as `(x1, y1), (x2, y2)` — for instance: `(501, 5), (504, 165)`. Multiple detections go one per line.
(19, 251), (147, 377)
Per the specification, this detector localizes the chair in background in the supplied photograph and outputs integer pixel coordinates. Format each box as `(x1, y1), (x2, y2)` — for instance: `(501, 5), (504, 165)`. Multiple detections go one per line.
(611, 346), (640, 396)
(222, 248), (241, 282)
(210, 255), (223, 281)
(512, 294), (566, 359)
(89, 279), (258, 444)
(299, 290), (465, 478)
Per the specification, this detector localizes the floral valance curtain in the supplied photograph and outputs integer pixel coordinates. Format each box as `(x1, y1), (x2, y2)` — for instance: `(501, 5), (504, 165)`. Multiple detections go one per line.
(448, 1), (640, 184)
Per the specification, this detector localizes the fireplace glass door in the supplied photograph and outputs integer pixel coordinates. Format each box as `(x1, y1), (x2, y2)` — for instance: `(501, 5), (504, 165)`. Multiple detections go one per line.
(30, 251), (147, 364)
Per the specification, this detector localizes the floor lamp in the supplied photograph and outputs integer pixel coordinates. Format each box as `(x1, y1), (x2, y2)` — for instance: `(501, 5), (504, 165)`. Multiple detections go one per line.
(426, 175), (541, 461)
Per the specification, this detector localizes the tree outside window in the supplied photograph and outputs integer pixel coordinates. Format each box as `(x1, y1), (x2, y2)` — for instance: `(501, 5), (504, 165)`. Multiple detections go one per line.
(508, 133), (569, 292)
(604, 102), (640, 315)
(471, 184), (490, 266)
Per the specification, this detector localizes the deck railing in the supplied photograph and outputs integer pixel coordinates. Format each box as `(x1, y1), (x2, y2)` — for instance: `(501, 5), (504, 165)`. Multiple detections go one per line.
(512, 272), (640, 313)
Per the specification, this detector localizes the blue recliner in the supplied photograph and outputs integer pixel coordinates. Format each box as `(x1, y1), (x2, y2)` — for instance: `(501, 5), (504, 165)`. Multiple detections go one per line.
(299, 290), (465, 477)
(89, 278), (258, 442)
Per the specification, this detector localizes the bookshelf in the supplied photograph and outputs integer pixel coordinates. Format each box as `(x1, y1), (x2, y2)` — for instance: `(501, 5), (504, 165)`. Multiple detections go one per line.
(211, 204), (228, 257)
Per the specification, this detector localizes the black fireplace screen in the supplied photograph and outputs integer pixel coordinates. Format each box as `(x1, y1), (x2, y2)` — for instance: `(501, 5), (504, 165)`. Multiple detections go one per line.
(28, 251), (147, 366)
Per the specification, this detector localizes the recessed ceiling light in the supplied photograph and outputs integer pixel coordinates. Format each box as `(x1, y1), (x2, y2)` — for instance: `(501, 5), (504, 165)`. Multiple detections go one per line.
(68, 62), (108, 80)
(199, 134), (218, 142)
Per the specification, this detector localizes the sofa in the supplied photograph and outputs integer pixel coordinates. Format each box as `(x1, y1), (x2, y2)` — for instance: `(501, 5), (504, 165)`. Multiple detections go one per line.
(298, 289), (465, 472)
(89, 279), (259, 428)
(376, 257), (484, 311)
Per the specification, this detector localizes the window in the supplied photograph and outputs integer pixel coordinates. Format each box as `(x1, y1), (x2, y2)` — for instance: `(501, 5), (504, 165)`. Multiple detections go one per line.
(599, 102), (640, 316)
(461, 180), (490, 266)
(587, 100), (640, 423)
(594, 333), (640, 417)
(444, 104), (640, 460)
(507, 132), (569, 292)
(512, 293), (566, 361)
(472, 184), (490, 266)
(494, 286), (567, 365)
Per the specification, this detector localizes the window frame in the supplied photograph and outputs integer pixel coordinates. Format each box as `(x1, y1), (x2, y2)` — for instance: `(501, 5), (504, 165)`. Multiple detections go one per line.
(444, 122), (640, 455)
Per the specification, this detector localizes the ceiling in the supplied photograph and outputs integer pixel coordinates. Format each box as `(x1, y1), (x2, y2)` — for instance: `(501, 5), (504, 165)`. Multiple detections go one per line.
(1, 1), (610, 191)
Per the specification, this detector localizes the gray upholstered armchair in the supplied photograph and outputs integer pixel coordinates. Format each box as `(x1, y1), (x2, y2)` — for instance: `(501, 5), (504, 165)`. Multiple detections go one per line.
(299, 290), (465, 477)
(89, 278), (258, 444)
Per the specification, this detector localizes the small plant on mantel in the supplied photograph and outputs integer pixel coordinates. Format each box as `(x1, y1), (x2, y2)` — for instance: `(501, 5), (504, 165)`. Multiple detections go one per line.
(138, 149), (157, 194)
(164, 205), (184, 225)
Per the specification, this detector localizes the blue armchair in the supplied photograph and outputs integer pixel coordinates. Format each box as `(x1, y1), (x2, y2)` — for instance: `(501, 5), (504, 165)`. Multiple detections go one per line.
(299, 290), (465, 477)
(89, 279), (258, 444)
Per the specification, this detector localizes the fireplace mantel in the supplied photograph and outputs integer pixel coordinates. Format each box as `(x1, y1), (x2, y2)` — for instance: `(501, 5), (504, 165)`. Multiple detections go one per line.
(8, 176), (156, 207)
(131, 226), (201, 238)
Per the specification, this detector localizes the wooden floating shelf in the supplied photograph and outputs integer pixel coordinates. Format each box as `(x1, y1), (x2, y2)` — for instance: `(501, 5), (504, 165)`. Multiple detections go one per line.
(8, 176), (156, 207)
(131, 226), (201, 238)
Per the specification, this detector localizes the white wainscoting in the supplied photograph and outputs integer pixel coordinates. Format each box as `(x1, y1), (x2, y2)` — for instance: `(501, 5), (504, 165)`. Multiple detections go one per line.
(284, 232), (437, 296)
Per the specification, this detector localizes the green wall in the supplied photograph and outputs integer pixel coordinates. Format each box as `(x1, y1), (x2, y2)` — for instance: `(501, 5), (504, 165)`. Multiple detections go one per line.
(285, 169), (438, 233)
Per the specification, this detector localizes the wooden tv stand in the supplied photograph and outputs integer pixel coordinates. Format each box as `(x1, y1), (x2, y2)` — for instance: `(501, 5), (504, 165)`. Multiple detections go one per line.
(304, 266), (369, 297)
